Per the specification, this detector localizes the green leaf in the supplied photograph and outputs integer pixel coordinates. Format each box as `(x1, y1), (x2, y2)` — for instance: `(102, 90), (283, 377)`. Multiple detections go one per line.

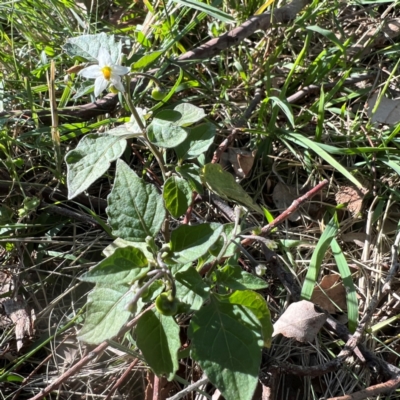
(103, 238), (155, 264)
(64, 33), (123, 63)
(1, 373), (23, 382)
(106, 109), (147, 138)
(168, 223), (223, 264)
(216, 265), (268, 291)
(176, 164), (204, 194)
(107, 160), (166, 241)
(175, 267), (210, 311)
(163, 176), (193, 218)
(170, 0), (235, 23)
(66, 134), (127, 199)
(306, 26), (345, 52)
(136, 310), (180, 380)
(224, 290), (273, 347)
(175, 122), (216, 161)
(331, 238), (358, 333)
(80, 247), (150, 284)
(132, 50), (164, 71)
(285, 133), (363, 189)
(189, 295), (262, 400)
(267, 97), (295, 128)
(301, 215), (338, 299)
(202, 163), (263, 214)
(147, 113), (188, 148)
(78, 284), (134, 344)
(173, 103), (206, 127)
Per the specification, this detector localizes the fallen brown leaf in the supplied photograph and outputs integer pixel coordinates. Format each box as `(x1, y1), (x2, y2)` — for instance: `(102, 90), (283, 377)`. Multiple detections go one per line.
(273, 300), (327, 343)
(335, 185), (367, 215)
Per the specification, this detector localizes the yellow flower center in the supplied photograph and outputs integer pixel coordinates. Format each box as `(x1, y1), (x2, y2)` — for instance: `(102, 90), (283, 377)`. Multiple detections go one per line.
(101, 66), (112, 80)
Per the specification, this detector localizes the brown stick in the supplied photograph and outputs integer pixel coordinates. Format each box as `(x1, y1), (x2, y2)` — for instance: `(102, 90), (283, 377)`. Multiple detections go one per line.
(327, 374), (400, 400)
(177, 0), (311, 62)
(211, 129), (238, 164)
(104, 358), (139, 400)
(241, 179), (328, 246)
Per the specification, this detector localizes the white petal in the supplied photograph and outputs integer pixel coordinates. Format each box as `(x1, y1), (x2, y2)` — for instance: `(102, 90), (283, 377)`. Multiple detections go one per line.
(97, 47), (112, 68)
(79, 65), (102, 79)
(94, 76), (109, 97)
(112, 65), (130, 76)
(110, 76), (125, 93)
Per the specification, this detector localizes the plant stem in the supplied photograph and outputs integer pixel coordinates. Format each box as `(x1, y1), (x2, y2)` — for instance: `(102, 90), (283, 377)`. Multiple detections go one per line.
(123, 82), (168, 181)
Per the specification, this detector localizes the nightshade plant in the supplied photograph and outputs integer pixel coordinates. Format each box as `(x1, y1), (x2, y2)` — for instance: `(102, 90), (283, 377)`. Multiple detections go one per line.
(64, 33), (272, 400)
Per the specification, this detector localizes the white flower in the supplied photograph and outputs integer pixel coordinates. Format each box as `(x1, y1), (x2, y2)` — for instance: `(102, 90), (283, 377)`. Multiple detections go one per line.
(78, 47), (130, 97)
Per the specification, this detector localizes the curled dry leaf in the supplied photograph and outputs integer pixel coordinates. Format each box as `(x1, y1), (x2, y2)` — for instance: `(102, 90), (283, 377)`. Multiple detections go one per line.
(220, 148), (256, 180)
(273, 300), (327, 343)
(335, 185), (368, 215)
(311, 274), (347, 314)
(367, 93), (400, 125)
(0, 296), (34, 352)
(272, 182), (320, 221)
(0, 272), (35, 352)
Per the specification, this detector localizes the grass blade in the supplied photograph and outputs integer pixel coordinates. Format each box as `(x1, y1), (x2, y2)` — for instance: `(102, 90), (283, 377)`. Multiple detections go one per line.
(330, 238), (358, 332)
(301, 215), (338, 299)
(285, 132), (363, 189)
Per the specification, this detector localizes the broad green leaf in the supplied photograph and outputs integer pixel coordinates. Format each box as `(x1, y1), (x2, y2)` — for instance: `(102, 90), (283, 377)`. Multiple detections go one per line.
(106, 109), (147, 138)
(173, 103), (206, 127)
(168, 223), (223, 264)
(63, 33), (123, 63)
(175, 267), (210, 311)
(285, 133), (363, 189)
(72, 80), (95, 100)
(176, 164), (204, 194)
(202, 163), (263, 214)
(107, 160), (166, 241)
(189, 295), (262, 400)
(136, 310), (180, 381)
(80, 247), (150, 284)
(132, 50), (164, 70)
(224, 290), (273, 347)
(78, 284), (134, 344)
(147, 114), (188, 148)
(163, 176), (193, 218)
(170, 0), (235, 23)
(331, 238), (358, 332)
(103, 238), (155, 264)
(216, 265), (268, 291)
(66, 134), (127, 199)
(301, 216), (338, 299)
(154, 109), (182, 122)
(175, 122), (216, 161)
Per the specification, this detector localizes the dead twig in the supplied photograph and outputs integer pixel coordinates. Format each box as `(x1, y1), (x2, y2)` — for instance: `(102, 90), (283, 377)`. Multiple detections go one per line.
(104, 358), (139, 400)
(327, 374), (400, 400)
(241, 179), (329, 246)
(286, 74), (374, 104)
(178, 0), (311, 62)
